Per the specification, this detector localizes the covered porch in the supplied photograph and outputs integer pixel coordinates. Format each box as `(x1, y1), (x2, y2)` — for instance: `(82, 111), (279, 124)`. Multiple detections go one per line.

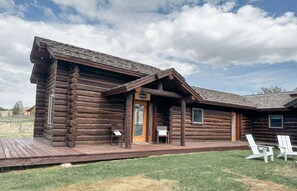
(103, 68), (203, 149)
(0, 137), (248, 168)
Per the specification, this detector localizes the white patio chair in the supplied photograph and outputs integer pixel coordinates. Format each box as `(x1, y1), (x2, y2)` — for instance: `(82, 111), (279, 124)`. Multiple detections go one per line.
(156, 126), (169, 144)
(245, 134), (274, 163)
(277, 135), (297, 161)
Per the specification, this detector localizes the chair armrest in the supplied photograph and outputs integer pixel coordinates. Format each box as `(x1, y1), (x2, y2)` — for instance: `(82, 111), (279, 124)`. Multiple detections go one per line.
(257, 145), (274, 149)
(278, 145), (286, 148)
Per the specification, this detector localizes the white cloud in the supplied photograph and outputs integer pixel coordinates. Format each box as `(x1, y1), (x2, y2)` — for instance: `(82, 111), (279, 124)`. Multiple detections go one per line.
(0, 0), (27, 17)
(50, 1), (297, 67)
(1, 1), (297, 107)
(0, 0), (14, 9)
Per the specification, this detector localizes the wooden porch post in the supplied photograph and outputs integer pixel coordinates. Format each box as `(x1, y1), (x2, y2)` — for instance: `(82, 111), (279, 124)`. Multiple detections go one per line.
(181, 99), (186, 146)
(125, 93), (133, 149)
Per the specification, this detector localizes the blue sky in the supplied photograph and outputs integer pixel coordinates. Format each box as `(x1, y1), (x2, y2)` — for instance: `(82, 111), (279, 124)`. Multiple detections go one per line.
(0, 0), (297, 108)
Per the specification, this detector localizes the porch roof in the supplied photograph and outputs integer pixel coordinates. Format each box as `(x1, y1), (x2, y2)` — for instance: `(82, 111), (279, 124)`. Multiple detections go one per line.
(103, 68), (203, 101)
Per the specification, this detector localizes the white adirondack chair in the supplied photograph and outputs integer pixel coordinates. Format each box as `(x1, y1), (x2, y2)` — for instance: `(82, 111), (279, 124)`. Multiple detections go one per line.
(245, 134), (274, 163)
(277, 135), (297, 161)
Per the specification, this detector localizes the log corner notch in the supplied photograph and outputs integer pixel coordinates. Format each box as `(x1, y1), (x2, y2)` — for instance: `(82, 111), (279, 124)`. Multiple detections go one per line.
(66, 65), (79, 147)
(181, 99), (186, 146)
(124, 93), (133, 149)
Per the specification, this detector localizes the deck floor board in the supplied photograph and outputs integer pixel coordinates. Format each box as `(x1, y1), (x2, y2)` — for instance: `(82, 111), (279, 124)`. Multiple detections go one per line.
(0, 138), (248, 168)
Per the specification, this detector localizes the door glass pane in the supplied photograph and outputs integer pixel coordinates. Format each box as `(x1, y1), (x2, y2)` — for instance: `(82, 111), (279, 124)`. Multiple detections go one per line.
(134, 104), (144, 136)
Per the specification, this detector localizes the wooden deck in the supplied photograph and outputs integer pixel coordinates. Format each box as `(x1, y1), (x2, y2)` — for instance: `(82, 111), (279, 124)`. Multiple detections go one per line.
(0, 138), (248, 168)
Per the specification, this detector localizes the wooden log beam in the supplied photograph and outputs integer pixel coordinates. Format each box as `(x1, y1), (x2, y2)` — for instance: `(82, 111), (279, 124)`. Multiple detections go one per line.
(125, 93), (133, 149)
(181, 99), (186, 146)
(135, 87), (141, 93)
(147, 103), (153, 142)
(141, 87), (182, 99)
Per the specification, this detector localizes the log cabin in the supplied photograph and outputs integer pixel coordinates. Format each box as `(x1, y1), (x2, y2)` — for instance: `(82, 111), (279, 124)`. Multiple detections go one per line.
(29, 37), (297, 148)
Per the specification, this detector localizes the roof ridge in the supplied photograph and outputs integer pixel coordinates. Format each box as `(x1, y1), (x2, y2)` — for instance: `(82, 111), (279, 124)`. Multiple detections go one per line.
(244, 91), (292, 97)
(192, 86), (243, 97)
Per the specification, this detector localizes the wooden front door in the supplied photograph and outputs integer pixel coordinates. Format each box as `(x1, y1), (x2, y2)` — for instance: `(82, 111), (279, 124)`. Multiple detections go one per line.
(133, 101), (147, 142)
(231, 112), (241, 141)
(231, 112), (237, 141)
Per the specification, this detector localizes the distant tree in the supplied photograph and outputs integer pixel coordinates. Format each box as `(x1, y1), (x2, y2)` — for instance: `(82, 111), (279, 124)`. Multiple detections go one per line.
(257, 86), (286, 94)
(12, 101), (24, 115)
(0, 107), (7, 111)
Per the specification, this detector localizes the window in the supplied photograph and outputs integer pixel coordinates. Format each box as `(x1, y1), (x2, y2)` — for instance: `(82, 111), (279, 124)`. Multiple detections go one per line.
(269, 115), (283, 128)
(192, 108), (203, 124)
(47, 93), (55, 124)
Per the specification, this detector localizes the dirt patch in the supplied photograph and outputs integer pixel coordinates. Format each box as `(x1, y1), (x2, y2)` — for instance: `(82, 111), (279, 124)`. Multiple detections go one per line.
(223, 169), (295, 191)
(239, 177), (293, 191)
(54, 175), (178, 191)
(271, 166), (297, 177)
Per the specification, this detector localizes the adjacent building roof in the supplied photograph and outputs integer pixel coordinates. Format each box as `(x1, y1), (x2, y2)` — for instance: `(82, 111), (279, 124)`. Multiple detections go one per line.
(290, 88), (297, 97)
(192, 87), (296, 110)
(244, 92), (296, 109)
(192, 87), (256, 109)
(32, 37), (161, 77)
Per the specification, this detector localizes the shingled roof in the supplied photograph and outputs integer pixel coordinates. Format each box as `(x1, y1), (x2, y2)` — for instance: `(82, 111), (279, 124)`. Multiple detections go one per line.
(290, 88), (297, 97)
(192, 87), (256, 109)
(192, 87), (296, 110)
(33, 37), (161, 76)
(244, 91), (296, 109)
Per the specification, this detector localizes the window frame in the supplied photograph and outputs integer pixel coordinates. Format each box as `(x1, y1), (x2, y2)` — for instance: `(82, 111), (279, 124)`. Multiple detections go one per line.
(192, 108), (204, 124)
(47, 92), (55, 125)
(268, 115), (283, 129)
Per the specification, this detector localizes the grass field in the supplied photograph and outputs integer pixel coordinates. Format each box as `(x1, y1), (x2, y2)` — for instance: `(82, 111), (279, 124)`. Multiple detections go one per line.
(0, 116), (34, 138)
(0, 150), (296, 191)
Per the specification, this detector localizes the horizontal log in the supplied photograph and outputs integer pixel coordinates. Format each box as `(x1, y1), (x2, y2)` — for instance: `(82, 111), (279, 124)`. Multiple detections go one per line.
(51, 142), (66, 147)
(70, 73), (79, 79)
(68, 78), (78, 84)
(66, 140), (75, 147)
(67, 120), (78, 127)
(67, 127), (78, 134)
(141, 87), (182, 99)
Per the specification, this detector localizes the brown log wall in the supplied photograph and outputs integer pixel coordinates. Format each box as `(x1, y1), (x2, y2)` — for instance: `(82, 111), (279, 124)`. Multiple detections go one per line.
(74, 66), (130, 145)
(49, 63), (69, 146)
(170, 106), (232, 142)
(42, 62), (57, 141)
(33, 77), (47, 137)
(241, 113), (252, 140)
(251, 111), (297, 144)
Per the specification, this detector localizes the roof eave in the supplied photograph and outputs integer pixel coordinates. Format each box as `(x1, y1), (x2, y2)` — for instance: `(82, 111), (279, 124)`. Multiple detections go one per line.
(255, 108), (292, 112)
(202, 100), (257, 110)
(54, 54), (147, 78)
(284, 98), (297, 108)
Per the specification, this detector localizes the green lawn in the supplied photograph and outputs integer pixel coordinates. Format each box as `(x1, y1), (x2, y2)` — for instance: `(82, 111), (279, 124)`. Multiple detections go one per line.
(0, 150), (297, 191)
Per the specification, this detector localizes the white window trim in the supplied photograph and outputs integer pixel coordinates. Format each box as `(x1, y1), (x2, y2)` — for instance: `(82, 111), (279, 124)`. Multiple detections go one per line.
(47, 93), (55, 125)
(192, 108), (204, 124)
(268, 115), (283, 129)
